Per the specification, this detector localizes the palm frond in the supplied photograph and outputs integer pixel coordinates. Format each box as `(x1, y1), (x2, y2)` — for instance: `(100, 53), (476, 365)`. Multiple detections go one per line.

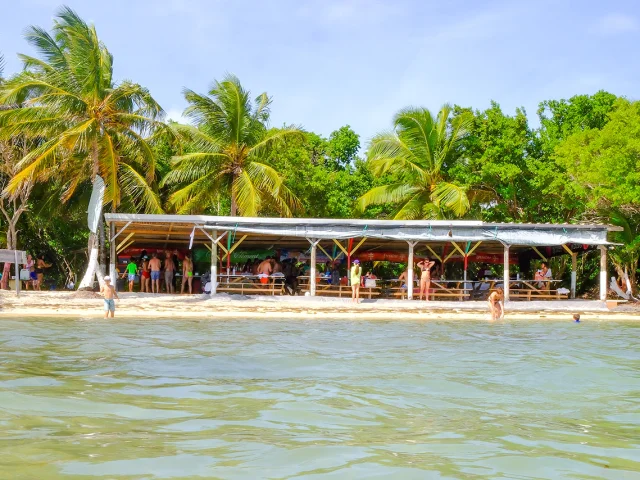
(248, 126), (304, 157)
(119, 163), (163, 213)
(431, 182), (470, 217)
(356, 183), (418, 212)
(233, 169), (261, 216)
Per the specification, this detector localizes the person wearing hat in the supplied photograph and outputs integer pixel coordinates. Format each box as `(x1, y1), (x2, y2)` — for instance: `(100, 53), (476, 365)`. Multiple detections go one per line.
(350, 259), (362, 303)
(100, 276), (119, 318)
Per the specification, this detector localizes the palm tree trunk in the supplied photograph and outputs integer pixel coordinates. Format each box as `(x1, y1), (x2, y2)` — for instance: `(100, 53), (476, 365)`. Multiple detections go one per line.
(230, 191), (237, 216)
(77, 142), (106, 291)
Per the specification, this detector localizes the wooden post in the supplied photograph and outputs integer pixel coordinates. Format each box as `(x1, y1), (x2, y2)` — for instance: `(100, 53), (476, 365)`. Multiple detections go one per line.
(503, 244), (510, 302)
(571, 252), (577, 299)
(109, 222), (117, 291)
(211, 230), (218, 296)
(14, 250), (20, 296)
(310, 239), (317, 296)
(407, 241), (416, 300)
(599, 246), (607, 301)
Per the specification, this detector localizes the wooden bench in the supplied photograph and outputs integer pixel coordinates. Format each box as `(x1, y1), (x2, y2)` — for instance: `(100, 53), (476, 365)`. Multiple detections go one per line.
(216, 282), (285, 296)
(491, 288), (568, 301)
(388, 287), (471, 301)
(306, 284), (381, 299)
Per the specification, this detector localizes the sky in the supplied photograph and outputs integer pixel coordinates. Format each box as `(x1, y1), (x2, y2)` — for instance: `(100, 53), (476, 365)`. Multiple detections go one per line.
(1, 0), (639, 144)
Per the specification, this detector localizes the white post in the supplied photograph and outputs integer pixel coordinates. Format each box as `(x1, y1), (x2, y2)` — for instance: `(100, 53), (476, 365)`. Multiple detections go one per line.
(570, 252), (577, 299)
(503, 244), (510, 302)
(407, 241), (416, 300)
(14, 250), (20, 296)
(109, 222), (117, 291)
(310, 239), (317, 296)
(211, 230), (217, 296)
(599, 246), (607, 301)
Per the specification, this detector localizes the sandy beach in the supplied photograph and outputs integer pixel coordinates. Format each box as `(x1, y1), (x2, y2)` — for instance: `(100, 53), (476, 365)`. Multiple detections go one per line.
(0, 290), (638, 321)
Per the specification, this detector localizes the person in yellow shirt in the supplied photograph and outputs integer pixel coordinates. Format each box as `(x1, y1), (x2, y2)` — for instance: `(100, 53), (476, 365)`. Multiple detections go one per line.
(350, 259), (362, 304)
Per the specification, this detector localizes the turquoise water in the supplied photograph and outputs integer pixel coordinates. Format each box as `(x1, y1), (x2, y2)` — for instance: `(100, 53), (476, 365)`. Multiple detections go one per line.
(0, 318), (639, 479)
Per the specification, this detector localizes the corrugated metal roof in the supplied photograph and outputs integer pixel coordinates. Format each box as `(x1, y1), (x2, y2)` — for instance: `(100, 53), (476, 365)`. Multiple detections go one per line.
(104, 214), (619, 247)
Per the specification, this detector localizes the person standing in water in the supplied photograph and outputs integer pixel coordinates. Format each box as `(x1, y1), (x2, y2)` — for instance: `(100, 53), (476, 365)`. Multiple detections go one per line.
(488, 287), (504, 320)
(350, 259), (362, 303)
(100, 276), (119, 318)
(417, 258), (436, 301)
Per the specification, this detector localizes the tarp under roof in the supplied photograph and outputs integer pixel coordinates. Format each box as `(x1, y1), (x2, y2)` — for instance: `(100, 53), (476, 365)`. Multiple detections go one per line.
(104, 214), (619, 247)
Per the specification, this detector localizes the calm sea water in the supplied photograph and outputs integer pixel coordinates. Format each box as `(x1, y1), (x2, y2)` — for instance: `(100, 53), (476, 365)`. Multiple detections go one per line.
(0, 317), (639, 479)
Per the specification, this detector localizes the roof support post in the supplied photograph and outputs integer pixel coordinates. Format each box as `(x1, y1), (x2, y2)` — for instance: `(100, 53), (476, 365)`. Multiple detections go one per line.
(571, 252), (577, 299)
(307, 238), (320, 296)
(503, 244), (510, 302)
(407, 241), (418, 300)
(210, 230), (218, 296)
(14, 250), (20, 297)
(109, 222), (117, 292)
(561, 244), (577, 299)
(599, 245), (607, 301)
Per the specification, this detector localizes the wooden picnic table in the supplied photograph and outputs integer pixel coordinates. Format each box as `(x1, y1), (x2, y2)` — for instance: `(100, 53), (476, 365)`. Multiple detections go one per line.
(479, 279), (567, 300)
(215, 274), (286, 296)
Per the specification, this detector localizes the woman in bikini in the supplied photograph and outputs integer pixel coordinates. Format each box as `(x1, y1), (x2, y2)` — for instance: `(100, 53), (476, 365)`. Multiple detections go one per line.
(417, 257), (436, 301)
(181, 254), (193, 294)
(488, 287), (504, 320)
(140, 256), (151, 293)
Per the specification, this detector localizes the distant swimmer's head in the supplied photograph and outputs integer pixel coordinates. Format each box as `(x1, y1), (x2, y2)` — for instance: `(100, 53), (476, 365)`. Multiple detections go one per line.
(573, 313), (580, 322)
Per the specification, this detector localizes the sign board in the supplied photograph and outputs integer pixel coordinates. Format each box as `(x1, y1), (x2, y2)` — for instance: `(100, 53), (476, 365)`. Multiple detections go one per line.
(87, 175), (106, 234)
(0, 249), (27, 264)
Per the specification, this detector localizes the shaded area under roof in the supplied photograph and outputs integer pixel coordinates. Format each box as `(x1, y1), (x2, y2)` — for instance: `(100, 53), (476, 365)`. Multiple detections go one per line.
(104, 214), (619, 255)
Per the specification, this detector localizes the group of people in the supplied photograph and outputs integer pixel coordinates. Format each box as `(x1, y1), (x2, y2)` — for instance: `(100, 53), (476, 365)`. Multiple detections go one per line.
(122, 250), (194, 294)
(23, 254), (52, 291)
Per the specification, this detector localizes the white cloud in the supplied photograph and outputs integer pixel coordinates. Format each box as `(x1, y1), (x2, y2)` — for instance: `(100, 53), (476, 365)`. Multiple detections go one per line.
(596, 13), (638, 35)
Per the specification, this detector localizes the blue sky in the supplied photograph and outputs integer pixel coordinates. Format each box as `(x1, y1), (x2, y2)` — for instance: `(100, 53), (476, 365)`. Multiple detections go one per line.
(1, 0), (639, 144)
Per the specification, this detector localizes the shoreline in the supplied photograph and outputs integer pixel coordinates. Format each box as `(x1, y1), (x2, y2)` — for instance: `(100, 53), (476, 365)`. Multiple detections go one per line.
(1, 291), (639, 321)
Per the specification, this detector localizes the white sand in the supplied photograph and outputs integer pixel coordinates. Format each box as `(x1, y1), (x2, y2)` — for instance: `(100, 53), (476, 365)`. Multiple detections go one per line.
(0, 290), (638, 321)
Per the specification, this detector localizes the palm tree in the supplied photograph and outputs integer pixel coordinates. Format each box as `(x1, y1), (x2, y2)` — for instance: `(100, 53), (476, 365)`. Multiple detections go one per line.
(357, 105), (473, 219)
(163, 75), (302, 216)
(0, 6), (165, 287)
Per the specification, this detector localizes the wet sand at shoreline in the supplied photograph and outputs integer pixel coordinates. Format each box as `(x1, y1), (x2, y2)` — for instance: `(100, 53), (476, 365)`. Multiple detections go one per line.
(1, 290), (638, 321)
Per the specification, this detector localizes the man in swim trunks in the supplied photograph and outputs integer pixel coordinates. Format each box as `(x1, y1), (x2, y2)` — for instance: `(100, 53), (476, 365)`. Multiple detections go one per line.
(100, 276), (119, 318)
(149, 252), (162, 294)
(164, 250), (175, 294)
(123, 258), (138, 292)
(417, 258), (436, 301)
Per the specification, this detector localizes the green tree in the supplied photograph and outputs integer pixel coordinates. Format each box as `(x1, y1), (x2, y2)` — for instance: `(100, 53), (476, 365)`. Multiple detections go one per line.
(0, 6), (165, 287)
(554, 99), (640, 291)
(537, 90), (617, 152)
(357, 105), (473, 219)
(326, 125), (360, 170)
(163, 75), (302, 216)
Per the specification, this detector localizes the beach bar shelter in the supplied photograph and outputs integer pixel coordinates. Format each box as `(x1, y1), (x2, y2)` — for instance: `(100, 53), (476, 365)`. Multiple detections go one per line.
(104, 214), (620, 300)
